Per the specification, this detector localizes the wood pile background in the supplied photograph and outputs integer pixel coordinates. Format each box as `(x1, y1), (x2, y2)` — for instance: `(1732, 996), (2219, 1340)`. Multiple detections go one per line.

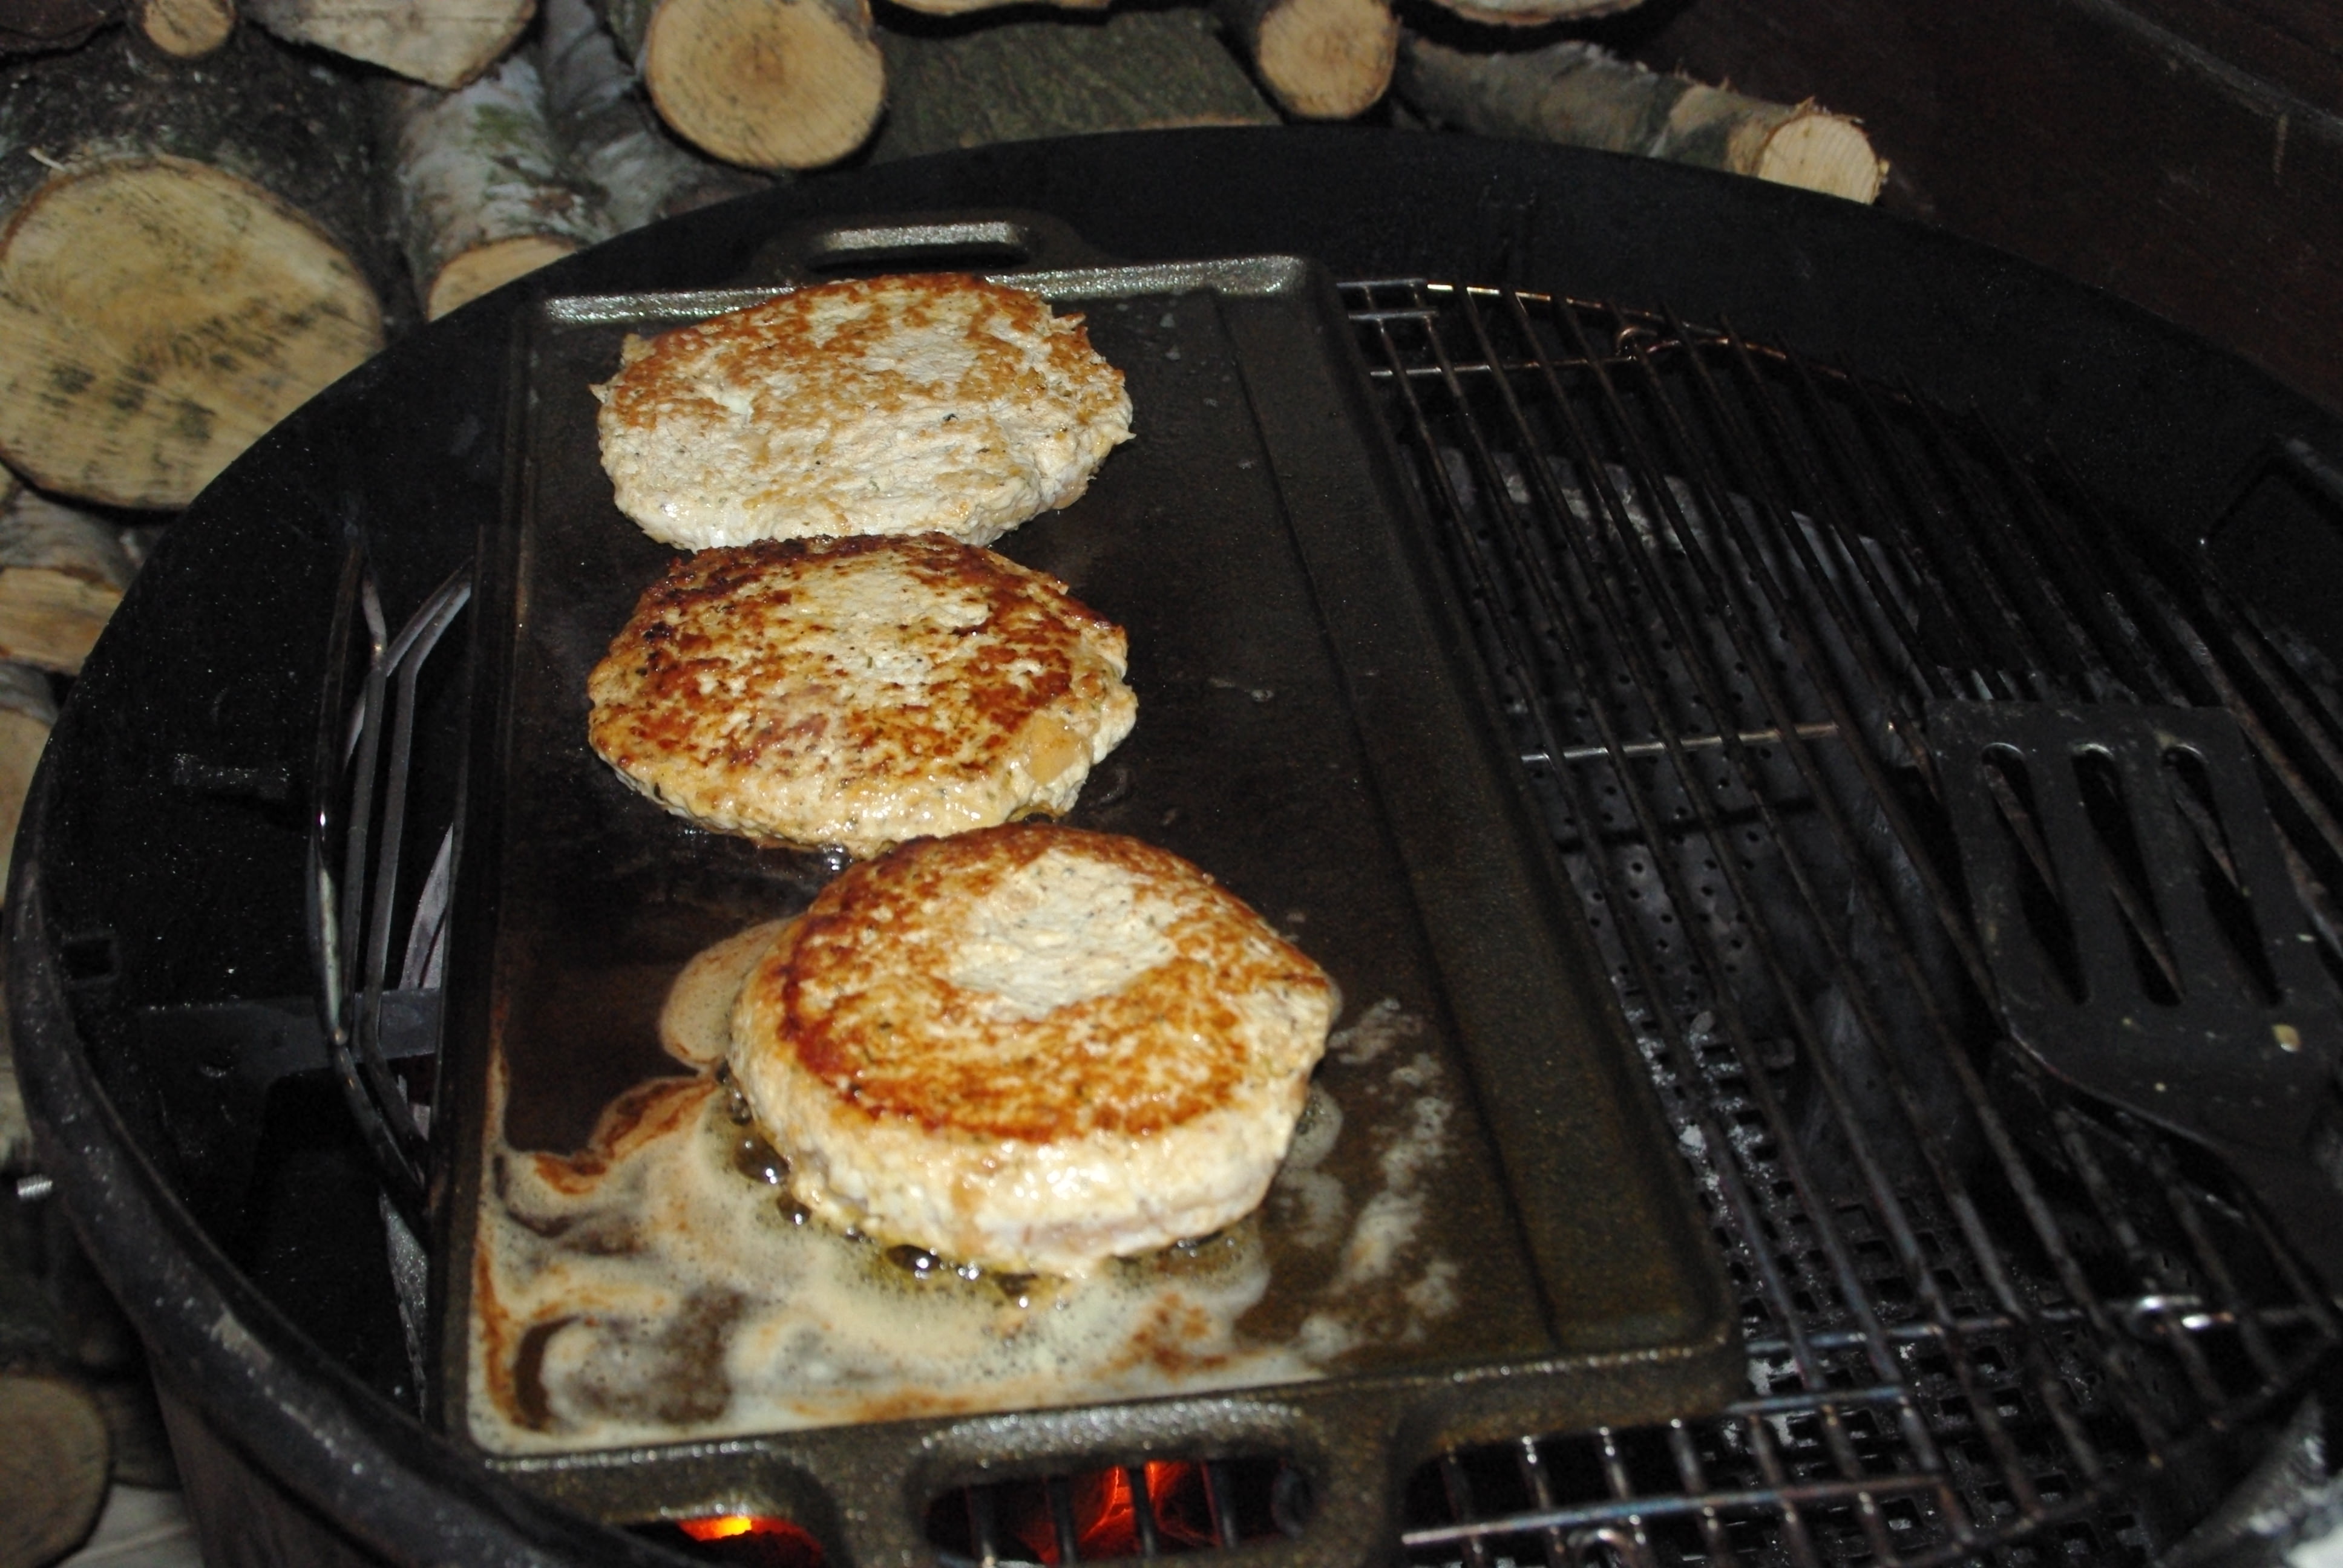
(0, 0), (1881, 855)
(0, 0), (1879, 1549)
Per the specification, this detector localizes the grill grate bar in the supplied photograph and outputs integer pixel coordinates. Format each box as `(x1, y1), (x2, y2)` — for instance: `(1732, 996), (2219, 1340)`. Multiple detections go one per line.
(1384, 281), (1978, 1540)
(1342, 279), (2343, 1568)
(1518, 1436), (1587, 1568)
(1400, 1470), (1965, 1551)
(1655, 324), (2276, 1464)
(1360, 299), (1853, 1400)
(1514, 290), (2080, 1495)
(1532, 720), (1844, 766)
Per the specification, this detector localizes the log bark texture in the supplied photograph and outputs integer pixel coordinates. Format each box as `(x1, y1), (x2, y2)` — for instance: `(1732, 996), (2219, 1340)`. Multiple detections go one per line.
(0, 661), (53, 901)
(1218, 0), (1395, 119)
(136, 0), (235, 57)
(603, 0), (883, 170)
(0, 489), (131, 673)
(0, 28), (387, 508)
(1398, 36), (1886, 203)
(871, 9), (1276, 165)
(381, 54), (602, 319)
(242, 0), (528, 87)
(542, 0), (767, 234)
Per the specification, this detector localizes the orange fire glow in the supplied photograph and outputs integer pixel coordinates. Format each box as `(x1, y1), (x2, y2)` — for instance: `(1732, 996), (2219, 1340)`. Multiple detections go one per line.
(1011, 1461), (1217, 1564)
(681, 1515), (759, 1541)
(672, 1513), (826, 1568)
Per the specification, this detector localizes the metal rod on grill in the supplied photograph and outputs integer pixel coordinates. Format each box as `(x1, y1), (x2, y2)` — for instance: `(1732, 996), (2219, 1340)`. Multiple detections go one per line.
(1438, 1452), (1496, 1568)
(1662, 1421), (1743, 1568)
(1046, 1474), (1081, 1565)
(1369, 290), (1969, 1555)
(1568, 301), (2181, 1477)
(1506, 290), (2040, 1537)
(1593, 309), (2230, 1472)
(1201, 1462), (1240, 1551)
(1124, 1466), (1161, 1559)
(1360, 299), (1875, 1424)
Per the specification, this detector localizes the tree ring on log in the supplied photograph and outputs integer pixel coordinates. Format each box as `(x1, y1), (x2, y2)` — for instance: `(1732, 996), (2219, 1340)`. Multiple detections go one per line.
(431, 234), (582, 319)
(0, 157), (385, 509)
(1252, 0), (1397, 119)
(137, 0), (237, 58)
(642, 0), (885, 169)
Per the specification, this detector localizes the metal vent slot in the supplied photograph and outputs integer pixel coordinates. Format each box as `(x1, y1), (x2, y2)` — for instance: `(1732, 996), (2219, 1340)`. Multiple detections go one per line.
(1339, 280), (2343, 1568)
(922, 1457), (1306, 1564)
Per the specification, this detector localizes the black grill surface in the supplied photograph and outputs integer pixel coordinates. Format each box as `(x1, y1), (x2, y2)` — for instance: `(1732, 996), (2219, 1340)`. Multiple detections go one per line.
(1331, 282), (2343, 1568)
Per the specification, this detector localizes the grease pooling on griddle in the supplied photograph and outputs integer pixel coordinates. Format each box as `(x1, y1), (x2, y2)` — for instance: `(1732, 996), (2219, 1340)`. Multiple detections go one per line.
(468, 936), (1462, 1454)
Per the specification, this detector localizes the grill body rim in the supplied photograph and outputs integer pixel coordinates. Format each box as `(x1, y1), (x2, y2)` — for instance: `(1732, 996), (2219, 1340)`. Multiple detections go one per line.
(13, 126), (2343, 1568)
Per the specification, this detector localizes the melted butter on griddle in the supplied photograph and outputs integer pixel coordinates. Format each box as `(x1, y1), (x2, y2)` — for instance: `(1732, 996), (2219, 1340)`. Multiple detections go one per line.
(468, 979), (1460, 1455)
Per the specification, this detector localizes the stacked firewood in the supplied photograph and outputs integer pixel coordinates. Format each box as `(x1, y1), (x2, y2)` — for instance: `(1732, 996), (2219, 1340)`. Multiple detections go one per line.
(0, 0), (1879, 959)
(0, 0), (1885, 1552)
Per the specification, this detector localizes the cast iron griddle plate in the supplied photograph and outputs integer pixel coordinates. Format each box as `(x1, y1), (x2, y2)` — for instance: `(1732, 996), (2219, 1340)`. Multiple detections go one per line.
(435, 252), (1738, 1553)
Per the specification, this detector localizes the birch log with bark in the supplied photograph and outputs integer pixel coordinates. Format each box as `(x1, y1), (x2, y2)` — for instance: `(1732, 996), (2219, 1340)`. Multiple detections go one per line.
(242, 0), (529, 87)
(0, 489), (131, 673)
(381, 54), (601, 319)
(1217, 0), (1395, 119)
(0, 28), (387, 508)
(136, 0), (234, 57)
(1397, 36), (1886, 202)
(603, 0), (883, 170)
(871, 9), (1275, 165)
(542, 0), (765, 234)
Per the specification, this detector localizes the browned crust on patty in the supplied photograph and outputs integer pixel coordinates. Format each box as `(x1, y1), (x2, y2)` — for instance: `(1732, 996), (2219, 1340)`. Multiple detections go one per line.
(585, 535), (1136, 855)
(597, 273), (1112, 446)
(740, 825), (1331, 1145)
(592, 273), (1132, 549)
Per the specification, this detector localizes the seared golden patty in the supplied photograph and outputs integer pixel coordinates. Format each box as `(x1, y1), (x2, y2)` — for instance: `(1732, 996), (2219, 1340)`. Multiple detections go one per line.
(728, 825), (1337, 1275)
(593, 273), (1132, 550)
(588, 535), (1136, 858)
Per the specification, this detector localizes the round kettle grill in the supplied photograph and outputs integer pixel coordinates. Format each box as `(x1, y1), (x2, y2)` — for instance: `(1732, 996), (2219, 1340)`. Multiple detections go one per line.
(14, 127), (2343, 1568)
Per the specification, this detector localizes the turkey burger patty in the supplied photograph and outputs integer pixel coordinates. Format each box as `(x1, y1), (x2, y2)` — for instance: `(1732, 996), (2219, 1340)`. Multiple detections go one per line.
(726, 824), (1338, 1276)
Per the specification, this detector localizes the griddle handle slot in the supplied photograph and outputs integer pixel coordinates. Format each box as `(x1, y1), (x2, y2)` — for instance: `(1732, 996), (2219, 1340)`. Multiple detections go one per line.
(744, 210), (1119, 287)
(809, 1394), (1406, 1568)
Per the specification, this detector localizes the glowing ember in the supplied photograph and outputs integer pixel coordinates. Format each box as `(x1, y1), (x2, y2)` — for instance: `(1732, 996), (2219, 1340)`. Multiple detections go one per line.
(681, 1516), (757, 1541)
(671, 1514), (825, 1567)
(1010, 1462), (1219, 1563)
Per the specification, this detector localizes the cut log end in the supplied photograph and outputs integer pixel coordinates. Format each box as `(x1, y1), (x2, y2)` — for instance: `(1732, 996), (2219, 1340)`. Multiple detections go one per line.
(1748, 109), (1886, 202)
(0, 158), (385, 509)
(0, 1373), (110, 1568)
(643, 0), (884, 169)
(1253, 0), (1396, 119)
(427, 234), (580, 319)
(244, 0), (531, 86)
(136, 0), (235, 57)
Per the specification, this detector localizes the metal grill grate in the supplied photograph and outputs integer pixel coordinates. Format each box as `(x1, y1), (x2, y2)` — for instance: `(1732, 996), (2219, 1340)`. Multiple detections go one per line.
(1341, 279), (2343, 1568)
(309, 278), (2343, 1567)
